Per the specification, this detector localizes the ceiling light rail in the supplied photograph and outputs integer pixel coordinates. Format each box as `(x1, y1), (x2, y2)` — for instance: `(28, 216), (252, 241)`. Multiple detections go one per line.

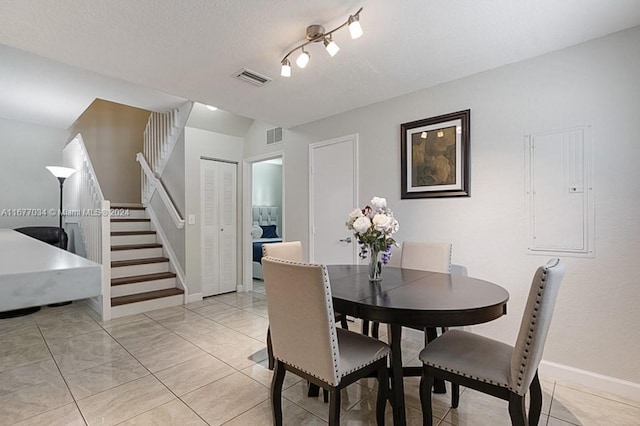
(280, 7), (363, 77)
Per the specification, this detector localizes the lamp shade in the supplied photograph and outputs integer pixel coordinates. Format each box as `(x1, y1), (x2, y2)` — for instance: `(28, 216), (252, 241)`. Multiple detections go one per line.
(46, 166), (76, 179)
(296, 50), (310, 68)
(281, 59), (292, 77)
(324, 38), (340, 57)
(348, 16), (363, 39)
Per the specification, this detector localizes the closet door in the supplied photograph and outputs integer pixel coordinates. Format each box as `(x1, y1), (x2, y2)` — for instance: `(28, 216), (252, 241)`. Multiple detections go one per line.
(201, 159), (237, 296)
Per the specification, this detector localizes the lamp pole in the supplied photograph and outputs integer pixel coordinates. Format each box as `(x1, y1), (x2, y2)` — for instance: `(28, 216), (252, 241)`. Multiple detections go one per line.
(57, 177), (65, 228)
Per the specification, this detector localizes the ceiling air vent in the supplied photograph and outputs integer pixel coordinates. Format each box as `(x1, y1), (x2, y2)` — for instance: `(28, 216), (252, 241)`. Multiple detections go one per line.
(234, 68), (272, 87)
(267, 127), (283, 145)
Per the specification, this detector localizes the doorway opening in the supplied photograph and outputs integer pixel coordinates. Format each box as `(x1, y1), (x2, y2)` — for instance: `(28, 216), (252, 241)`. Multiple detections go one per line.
(242, 152), (284, 292)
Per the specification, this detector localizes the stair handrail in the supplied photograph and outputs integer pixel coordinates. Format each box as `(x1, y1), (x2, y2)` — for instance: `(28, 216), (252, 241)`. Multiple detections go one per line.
(136, 152), (185, 229)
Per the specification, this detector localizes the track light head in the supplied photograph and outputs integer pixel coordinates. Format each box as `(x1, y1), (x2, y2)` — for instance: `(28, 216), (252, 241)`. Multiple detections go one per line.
(348, 13), (363, 39)
(296, 49), (310, 68)
(280, 59), (292, 77)
(324, 36), (340, 57)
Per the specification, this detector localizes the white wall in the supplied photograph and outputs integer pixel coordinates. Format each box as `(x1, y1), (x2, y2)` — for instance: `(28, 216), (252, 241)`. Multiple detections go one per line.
(244, 27), (640, 385)
(184, 126), (244, 296)
(0, 117), (68, 228)
(161, 131), (186, 217)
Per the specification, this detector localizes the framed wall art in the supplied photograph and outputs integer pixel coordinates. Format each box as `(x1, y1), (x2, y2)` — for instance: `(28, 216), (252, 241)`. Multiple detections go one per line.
(400, 109), (470, 198)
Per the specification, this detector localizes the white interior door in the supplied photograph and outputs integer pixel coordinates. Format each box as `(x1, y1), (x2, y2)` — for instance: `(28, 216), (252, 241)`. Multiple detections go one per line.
(201, 159), (237, 296)
(310, 135), (358, 264)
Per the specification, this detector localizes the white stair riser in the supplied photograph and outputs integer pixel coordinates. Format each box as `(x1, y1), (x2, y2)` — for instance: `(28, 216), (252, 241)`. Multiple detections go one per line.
(110, 221), (151, 232)
(111, 294), (183, 318)
(113, 209), (147, 219)
(111, 262), (168, 279)
(111, 247), (163, 261)
(110, 234), (156, 245)
(111, 277), (176, 297)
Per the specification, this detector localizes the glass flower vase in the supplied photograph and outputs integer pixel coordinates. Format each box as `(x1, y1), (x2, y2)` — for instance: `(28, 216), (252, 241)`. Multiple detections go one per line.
(368, 247), (382, 282)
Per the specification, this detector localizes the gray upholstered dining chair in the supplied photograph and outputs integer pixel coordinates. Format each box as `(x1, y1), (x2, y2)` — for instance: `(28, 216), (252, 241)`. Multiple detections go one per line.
(419, 258), (565, 426)
(363, 241), (452, 340)
(262, 257), (391, 426)
(400, 241), (452, 274)
(262, 240), (304, 262)
(263, 241), (349, 371)
(400, 241), (452, 340)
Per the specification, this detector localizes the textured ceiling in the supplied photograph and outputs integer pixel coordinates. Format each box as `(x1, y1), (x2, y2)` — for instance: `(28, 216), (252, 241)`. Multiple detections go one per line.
(1, 0), (640, 129)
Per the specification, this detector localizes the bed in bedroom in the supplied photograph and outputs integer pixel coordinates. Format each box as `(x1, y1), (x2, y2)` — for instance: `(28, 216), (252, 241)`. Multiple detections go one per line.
(251, 206), (282, 280)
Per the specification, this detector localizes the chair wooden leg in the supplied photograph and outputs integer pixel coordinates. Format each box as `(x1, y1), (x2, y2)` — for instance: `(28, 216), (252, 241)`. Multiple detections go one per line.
(323, 388), (329, 403)
(508, 393), (527, 426)
(528, 371), (542, 426)
(372, 321), (380, 339)
(419, 367), (435, 426)
(266, 327), (274, 370)
(328, 389), (341, 426)
(376, 362), (389, 425)
(271, 361), (286, 426)
(362, 319), (370, 336)
(339, 315), (349, 329)
(308, 382), (320, 397)
(451, 383), (460, 408)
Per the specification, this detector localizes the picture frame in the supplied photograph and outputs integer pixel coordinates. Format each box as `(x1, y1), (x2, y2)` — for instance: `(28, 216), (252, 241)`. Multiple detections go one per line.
(400, 109), (470, 199)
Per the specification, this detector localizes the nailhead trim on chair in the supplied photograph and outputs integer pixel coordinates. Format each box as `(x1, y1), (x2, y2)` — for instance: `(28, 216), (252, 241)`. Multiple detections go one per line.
(424, 265), (551, 394)
(266, 257), (342, 387)
(424, 361), (511, 389)
(321, 265), (342, 386)
(276, 356), (338, 386)
(341, 351), (390, 377)
(514, 265), (548, 393)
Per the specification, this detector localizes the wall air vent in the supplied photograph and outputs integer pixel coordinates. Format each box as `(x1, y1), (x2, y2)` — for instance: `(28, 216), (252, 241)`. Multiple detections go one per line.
(234, 68), (272, 87)
(267, 127), (283, 145)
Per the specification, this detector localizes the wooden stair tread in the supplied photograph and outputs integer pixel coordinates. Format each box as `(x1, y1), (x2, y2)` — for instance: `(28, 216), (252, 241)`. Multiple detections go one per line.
(111, 243), (163, 251)
(110, 218), (150, 222)
(111, 230), (156, 236)
(111, 272), (176, 286)
(111, 257), (169, 267)
(111, 288), (183, 306)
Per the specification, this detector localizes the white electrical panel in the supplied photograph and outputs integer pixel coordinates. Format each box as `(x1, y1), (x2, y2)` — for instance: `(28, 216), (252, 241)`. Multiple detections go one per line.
(525, 126), (594, 257)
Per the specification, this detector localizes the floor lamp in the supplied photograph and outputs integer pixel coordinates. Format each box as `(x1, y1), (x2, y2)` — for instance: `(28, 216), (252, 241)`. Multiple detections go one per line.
(46, 166), (76, 229)
(45, 166), (77, 308)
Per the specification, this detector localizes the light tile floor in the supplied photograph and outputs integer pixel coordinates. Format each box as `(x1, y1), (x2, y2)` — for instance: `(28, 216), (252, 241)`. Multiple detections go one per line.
(1, 284), (638, 425)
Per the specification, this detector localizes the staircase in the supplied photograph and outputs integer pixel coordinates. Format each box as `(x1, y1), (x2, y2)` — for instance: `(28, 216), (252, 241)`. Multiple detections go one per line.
(109, 204), (184, 318)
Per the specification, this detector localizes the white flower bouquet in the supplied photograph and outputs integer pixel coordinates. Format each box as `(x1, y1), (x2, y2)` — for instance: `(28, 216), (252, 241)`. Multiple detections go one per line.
(346, 196), (399, 267)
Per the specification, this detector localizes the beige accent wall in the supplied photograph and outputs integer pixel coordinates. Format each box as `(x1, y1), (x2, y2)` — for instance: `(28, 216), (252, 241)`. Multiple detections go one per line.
(69, 99), (150, 203)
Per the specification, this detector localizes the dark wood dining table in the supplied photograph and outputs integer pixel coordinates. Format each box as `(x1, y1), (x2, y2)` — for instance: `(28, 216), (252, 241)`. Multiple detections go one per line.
(327, 265), (509, 426)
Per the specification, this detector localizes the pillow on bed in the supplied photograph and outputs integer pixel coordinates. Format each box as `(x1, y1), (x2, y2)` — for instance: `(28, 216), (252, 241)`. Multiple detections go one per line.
(260, 225), (279, 239)
(251, 225), (263, 239)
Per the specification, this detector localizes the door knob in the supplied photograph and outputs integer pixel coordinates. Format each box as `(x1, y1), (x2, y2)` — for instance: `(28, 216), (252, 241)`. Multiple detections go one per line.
(339, 237), (352, 243)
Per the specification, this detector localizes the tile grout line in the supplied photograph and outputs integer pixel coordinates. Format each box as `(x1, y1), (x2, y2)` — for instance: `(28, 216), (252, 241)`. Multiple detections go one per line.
(176, 297), (340, 424)
(32, 319), (91, 426)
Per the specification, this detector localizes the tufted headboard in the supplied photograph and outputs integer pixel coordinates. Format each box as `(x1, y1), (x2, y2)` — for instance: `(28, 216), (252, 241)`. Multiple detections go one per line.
(252, 206), (279, 227)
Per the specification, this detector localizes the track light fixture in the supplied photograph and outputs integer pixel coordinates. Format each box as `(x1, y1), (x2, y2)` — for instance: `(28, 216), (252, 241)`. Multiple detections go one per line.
(280, 7), (363, 78)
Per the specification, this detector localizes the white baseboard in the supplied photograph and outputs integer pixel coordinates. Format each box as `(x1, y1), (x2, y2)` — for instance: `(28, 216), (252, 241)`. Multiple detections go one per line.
(539, 360), (640, 403)
(185, 292), (202, 304)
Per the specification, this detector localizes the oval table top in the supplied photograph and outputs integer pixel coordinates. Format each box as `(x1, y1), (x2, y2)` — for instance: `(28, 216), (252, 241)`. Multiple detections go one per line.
(327, 264), (510, 328)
